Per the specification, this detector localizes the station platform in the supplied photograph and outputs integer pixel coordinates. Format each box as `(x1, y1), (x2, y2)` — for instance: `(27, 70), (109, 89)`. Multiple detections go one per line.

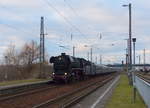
(71, 75), (120, 108)
(106, 75), (146, 108)
(71, 74), (146, 108)
(0, 79), (51, 95)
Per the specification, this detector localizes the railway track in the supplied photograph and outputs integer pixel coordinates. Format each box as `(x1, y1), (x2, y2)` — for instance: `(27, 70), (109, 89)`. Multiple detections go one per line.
(33, 75), (115, 108)
(0, 80), (52, 97)
(0, 85), (58, 102)
(136, 72), (150, 83)
(0, 74), (116, 108)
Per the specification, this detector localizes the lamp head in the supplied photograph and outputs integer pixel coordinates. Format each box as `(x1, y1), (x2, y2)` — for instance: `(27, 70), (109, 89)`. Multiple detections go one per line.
(132, 38), (136, 42)
(122, 4), (128, 7)
(84, 45), (88, 47)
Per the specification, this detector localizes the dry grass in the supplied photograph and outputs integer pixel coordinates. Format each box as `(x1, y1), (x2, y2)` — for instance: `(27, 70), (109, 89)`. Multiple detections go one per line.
(106, 75), (146, 108)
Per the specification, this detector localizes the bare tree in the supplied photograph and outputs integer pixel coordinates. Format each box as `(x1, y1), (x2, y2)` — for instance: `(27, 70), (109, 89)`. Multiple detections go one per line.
(19, 40), (40, 65)
(2, 40), (50, 80)
(3, 44), (17, 65)
(3, 40), (40, 66)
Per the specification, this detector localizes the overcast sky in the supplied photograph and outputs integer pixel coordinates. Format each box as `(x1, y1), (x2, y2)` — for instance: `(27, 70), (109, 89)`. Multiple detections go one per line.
(0, 0), (150, 64)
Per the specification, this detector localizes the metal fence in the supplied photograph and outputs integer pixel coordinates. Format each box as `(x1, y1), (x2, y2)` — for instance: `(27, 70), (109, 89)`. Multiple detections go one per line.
(133, 75), (150, 108)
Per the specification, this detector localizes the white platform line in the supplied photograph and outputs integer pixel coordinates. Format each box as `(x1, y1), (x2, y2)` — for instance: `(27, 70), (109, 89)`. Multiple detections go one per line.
(91, 76), (120, 108)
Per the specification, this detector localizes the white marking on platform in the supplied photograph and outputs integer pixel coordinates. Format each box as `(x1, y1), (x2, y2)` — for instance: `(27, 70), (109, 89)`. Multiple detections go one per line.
(91, 76), (120, 108)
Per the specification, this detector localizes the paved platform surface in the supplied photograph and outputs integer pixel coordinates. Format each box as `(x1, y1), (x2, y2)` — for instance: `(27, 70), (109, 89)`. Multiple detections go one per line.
(71, 75), (120, 108)
(0, 80), (51, 90)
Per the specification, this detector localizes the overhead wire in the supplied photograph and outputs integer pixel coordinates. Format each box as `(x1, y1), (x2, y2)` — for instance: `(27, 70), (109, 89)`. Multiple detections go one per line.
(63, 0), (129, 44)
(43, 0), (105, 46)
(41, 0), (126, 58)
(43, 0), (96, 54)
(64, 0), (79, 17)
(0, 5), (37, 38)
(44, 0), (87, 37)
(0, 23), (36, 37)
(63, 0), (117, 49)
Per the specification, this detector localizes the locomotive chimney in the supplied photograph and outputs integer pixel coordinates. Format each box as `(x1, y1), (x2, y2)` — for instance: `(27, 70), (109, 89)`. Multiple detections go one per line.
(61, 53), (66, 56)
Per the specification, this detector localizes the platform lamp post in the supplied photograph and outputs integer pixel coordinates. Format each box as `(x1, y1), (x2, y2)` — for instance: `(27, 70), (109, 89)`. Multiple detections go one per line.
(122, 3), (132, 70)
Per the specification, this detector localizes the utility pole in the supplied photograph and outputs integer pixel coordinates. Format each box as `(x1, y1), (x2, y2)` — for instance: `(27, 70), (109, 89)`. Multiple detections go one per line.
(132, 38), (136, 68)
(100, 54), (102, 65)
(126, 53), (128, 65)
(144, 49), (145, 70)
(90, 48), (92, 62)
(90, 47), (93, 74)
(132, 38), (136, 83)
(40, 16), (45, 78)
(126, 54), (129, 72)
(125, 39), (130, 66)
(73, 46), (75, 57)
(71, 33), (73, 41)
(87, 52), (89, 61)
(125, 48), (129, 73)
(127, 39), (130, 65)
(40, 17), (45, 63)
(5, 56), (8, 80)
(96, 56), (97, 64)
(71, 34), (75, 57)
(139, 55), (141, 64)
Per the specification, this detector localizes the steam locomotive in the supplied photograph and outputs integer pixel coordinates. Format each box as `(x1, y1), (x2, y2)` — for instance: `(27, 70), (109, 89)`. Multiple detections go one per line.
(50, 53), (116, 83)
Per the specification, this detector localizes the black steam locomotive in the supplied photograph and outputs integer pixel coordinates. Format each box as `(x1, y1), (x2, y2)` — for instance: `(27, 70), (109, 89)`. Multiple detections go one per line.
(50, 53), (116, 83)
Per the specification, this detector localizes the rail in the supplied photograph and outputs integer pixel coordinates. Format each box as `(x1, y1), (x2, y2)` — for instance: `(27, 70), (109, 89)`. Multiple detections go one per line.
(33, 75), (116, 108)
(0, 80), (52, 98)
(0, 85), (57, 102)
(133, 75), (150, 108)
(136, 73), (150, 83)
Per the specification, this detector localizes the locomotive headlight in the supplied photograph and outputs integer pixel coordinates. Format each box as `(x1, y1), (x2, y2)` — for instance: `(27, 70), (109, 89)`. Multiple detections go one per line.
(64, 73), (67, 75)
(52, 72), (55, 75)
